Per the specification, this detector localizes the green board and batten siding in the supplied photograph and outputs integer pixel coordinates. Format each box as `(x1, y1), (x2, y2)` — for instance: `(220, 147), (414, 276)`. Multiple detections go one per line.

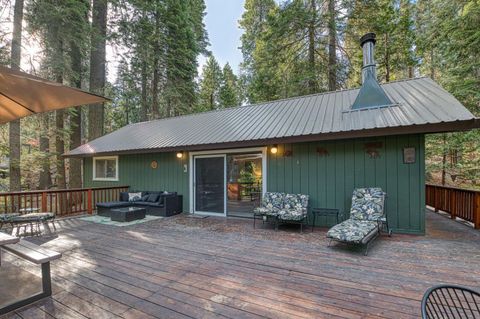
(83, 134), (425, 234)
(268, 135), (425, 234)
(84, 153), (190, 211)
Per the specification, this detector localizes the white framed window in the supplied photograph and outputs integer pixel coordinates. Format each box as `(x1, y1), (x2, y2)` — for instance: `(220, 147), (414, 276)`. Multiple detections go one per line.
(93, 156), (119, 181)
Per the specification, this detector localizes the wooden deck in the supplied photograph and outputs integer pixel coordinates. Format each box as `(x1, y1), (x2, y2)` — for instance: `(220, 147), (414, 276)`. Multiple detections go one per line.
(1, 210), (480, 319)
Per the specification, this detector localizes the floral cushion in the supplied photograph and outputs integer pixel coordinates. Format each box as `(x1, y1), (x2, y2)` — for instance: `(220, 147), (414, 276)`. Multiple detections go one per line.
(283, 194), (309, 210)
(254, 206), (279, 216)
(0, 213), (20, 222)
(13, 212), (55, 222)
(277, 209), (306, 221)
(277, 194), (309, 221)
(254, 192), (285, 215)
(350, 188), (385, 221)
(326, 219), (378, 244)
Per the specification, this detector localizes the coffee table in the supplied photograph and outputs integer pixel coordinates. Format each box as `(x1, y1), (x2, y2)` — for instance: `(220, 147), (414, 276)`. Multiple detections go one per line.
(110, 207), (146, 222)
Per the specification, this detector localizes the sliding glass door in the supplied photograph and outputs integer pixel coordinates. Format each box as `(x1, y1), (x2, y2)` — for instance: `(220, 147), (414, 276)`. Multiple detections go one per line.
(194, 155), (226, 214)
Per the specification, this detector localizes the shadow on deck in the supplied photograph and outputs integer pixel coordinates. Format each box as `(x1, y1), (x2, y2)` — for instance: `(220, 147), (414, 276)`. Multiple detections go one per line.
(1, 209), (479, 319)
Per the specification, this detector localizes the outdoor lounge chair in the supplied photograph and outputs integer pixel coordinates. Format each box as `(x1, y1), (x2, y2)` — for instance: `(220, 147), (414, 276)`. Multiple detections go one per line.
(326, 188), (386, 255)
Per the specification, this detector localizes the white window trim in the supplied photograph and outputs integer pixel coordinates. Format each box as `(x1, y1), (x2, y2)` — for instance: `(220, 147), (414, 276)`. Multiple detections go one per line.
(93, 156), (119, 181)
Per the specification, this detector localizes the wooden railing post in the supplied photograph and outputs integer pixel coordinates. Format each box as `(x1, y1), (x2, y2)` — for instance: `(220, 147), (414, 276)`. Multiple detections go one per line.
(41, 192), (47, 212)
(450, 189), (456, 220)
(87, 189), (93, 215)
(474, 192), (480, 230)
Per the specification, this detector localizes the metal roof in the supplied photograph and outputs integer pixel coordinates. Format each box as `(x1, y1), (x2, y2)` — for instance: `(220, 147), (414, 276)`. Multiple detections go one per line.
(67, 77), (479, 157)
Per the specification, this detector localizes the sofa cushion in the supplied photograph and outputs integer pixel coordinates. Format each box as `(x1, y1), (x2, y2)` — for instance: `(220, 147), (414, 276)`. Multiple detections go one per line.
(119, 192), (129, 202)
(147, 193), (160, 202)
(97, 201), (131, 209)
(326, 219), (378, 244)
(141, 195), (149, 201)
(134, 201), (163, 207)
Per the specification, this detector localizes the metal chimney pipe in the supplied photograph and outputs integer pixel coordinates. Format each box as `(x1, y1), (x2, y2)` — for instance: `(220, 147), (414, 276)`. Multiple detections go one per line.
(360, 33), (376, 84)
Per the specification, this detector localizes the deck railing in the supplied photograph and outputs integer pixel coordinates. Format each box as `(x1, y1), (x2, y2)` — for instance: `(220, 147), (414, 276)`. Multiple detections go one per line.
(0, 186), (129, 217)
(426, 184), (480, 229)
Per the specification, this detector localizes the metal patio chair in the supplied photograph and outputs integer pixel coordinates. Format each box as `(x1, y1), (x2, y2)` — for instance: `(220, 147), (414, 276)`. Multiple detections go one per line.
(421, 284), (480, 319)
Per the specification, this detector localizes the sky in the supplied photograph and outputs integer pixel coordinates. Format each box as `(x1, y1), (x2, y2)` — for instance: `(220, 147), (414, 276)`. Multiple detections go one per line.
(198, 0), (246, 75)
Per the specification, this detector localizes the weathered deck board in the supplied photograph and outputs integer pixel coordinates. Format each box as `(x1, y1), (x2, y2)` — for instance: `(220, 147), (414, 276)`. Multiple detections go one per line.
(2, 210), (480, 319)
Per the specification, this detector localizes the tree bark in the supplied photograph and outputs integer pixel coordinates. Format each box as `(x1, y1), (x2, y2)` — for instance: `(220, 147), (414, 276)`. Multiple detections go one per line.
(151, 6), (161, 119)
(140, 60), (148, 121)
(327, 0), (337, 91)
(9, 0), (24, 192)
(53, 32), (66, 189)
(69, 41), (83, 189)
(39, 115), (52, 189)
(88, 0), (107, 140)
(441, 133), (447, 185)
(55, 110), (66, 188)
(307, 0), (317, 94)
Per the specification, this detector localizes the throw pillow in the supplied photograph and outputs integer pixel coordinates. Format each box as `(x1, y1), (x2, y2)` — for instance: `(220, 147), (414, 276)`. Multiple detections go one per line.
(119, 192), (129, 202)
(141, 195), (149, 202)
(128, 192), (142, 202)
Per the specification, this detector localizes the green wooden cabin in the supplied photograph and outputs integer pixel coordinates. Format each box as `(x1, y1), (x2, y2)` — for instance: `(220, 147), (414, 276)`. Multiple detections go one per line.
(69, 36), (478, 235)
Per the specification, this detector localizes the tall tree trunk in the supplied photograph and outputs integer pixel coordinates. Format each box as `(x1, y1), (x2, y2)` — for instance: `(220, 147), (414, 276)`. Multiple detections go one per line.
(140, 60), (148, 121)
(327, 0), (337, 91)
(307, 0), (317, 94)
(9, 0), (24, 192)
(88, 0), (107, 140)
(39, 115), (52, 189)
(384, 33), (390, 82)
(151, 7), (161, 119)
(441, 134), (447, 185)
(69, 41), (83, 189)
(55, 109), (66, 189)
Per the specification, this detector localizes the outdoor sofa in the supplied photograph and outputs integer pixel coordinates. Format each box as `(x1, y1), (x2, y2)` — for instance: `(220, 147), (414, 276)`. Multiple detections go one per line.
(96, 191), (182, 217)
(253, 192), (309, 232)
(326, 187), (386, 255)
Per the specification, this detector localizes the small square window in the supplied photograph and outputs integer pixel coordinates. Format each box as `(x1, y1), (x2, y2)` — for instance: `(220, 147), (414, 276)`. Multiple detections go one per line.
(93, 156), (118, 181)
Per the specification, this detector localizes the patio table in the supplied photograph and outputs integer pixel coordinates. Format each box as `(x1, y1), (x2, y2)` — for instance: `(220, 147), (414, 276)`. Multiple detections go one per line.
(12, 213), (56, 236)
(311, 208), (341, 232)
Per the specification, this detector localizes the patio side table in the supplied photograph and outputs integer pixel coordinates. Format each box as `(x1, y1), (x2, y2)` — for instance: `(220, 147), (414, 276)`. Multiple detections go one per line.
(311, 208), (340, 232)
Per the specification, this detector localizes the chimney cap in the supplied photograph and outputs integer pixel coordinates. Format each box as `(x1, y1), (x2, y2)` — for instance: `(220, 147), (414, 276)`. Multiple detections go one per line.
(360, 33), (376, 47)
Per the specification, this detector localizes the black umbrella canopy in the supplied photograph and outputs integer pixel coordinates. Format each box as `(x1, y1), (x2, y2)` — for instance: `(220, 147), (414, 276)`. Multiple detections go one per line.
(0, 65), (108, 124)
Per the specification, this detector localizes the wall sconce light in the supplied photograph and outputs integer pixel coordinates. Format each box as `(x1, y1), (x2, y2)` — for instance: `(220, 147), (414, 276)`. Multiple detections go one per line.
(270, 145), (278, 154)
(176, 152), (183, 159)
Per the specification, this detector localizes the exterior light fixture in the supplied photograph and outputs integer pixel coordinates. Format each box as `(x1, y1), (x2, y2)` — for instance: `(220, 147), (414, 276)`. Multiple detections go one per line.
(270, 145), (278, 154)
(176, 152), (183, 159)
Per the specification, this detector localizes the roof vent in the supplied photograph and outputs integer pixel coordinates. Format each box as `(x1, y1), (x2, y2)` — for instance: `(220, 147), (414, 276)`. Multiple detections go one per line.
(351, 33), (394, 110)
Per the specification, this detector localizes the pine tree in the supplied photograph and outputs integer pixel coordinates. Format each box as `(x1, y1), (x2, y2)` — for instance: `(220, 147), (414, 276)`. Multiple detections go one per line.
(198, 55), (223, 111)
(219, 63), (240, 108)
(239, 0), (277, 103)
